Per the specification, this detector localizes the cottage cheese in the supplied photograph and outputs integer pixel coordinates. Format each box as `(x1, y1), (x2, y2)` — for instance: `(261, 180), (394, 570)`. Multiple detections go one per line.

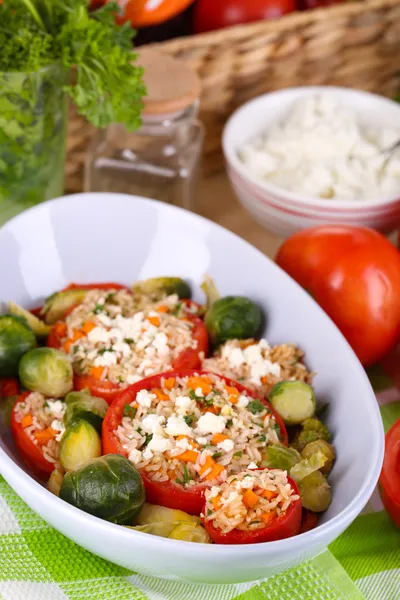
(240, 94), (400, 201)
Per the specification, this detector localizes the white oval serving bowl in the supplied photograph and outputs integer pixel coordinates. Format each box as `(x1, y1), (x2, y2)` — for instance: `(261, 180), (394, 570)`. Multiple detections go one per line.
(0, 193), (383, 584)
(223, 86), (400, 237)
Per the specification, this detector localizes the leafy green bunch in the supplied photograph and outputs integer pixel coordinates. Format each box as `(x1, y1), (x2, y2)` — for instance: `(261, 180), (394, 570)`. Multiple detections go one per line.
(0, 0), (146, 129)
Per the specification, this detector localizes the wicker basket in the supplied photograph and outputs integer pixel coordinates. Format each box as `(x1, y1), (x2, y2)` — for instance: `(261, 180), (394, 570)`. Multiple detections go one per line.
(66, 0), (400, 193)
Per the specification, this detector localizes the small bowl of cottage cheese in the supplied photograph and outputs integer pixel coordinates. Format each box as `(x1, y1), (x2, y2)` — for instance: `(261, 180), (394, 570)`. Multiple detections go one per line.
(223, 87), (400, 236)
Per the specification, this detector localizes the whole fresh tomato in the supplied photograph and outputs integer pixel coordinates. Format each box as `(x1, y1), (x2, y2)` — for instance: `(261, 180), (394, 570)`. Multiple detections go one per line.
(379, 419), (400, 528)
(275, 226), (400, 367)
(92, 0), (196, 27)
(193, 0), (296, 33)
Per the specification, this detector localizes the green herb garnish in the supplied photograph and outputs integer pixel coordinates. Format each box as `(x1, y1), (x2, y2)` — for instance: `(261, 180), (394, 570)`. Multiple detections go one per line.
(273, 423), (281, 439)
(143, 433), (153, 447)
(258, 434), (267, 443)
(171, 302), (183, 316)
(124, 338), (134, 345)
(247, 400), (266, 414)
(123, 404), (137, 419)
(94, 304), (105, 315)
(184, 415), (195, 426)
(233, 451), (243, 458)
(212, 451), (223, 459)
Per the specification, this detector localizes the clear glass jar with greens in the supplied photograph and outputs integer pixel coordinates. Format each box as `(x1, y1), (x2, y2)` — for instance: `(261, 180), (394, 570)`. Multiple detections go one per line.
(0, 64), (68, 225)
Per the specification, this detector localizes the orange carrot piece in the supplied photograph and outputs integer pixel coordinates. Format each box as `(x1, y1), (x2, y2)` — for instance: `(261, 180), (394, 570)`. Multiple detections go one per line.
(21, 414), (33, 428)
(176, 449), (199, 463)
(187, 376), (212, 396)
(225, 386), (240, 397)
(54, 322), (67, 338)
(90, 366), (105, 380)
(212, 495), (222, 510)
(64, 329), (85, 352)
(262, 489), (278, 500)
(147, 315), (160, 327)
(167, 470), (177, 480)
(156, 305), (169, 313)
(81, 321), (96, 334)
(212, 433), (228, 445)
(164, 377), (175, 390)
(243, 489), (259, 509)
(152, 388), (169, 401)
(206, 463), (225, 481)
(261, 511), (277, 525)
(34, 428), (57, 445)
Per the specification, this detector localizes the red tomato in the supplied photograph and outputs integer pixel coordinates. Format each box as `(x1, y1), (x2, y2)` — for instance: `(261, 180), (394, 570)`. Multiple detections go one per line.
(92, 0), (195, 27)
(299, 509), (319, 533)
(194, 0), (296, 33)
(62, 282), (128, 291)
(0, 378), (19, 400)
(201, 473), (302, 544)
(275, 226), (400, 367)
(10, 393), (55, 478)
(102, 370), (288, 514)
(298, 0), (342, 9)
(379, 419), (400, 528)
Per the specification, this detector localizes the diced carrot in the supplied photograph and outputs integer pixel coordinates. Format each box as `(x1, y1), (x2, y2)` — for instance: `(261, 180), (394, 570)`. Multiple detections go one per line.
(54, 322), (67, 338)
(202, 405), (220, 415)
(157, 305), (169, 313)
(147, 315), (160, 327)
(228, 395), (239, 405)
(176, 435), (199, 449)
(152, 388), (169, 401)
(212, 495), (222, 510)
(212, 433), (228, 445)
(243, 489), (259, 509)
(167, 470), (177, 480)
(199, 455), (224, 480)
(90, 366), (105, 380)
(164, 377), (175, 390)
(261, 511), (277, 525)
(34, 428), (57, 445)
(262, 489), (278, 500)
(206, 463), (225, 481)
(21, 414), (33, 428)
(176, 449), (199, 463)
(81, 321), (96, 334)
(187, 376), (212, 396)
(64, 329), (85, 352)
(225, 386), (240, 397)
(198, 455), (214, 476)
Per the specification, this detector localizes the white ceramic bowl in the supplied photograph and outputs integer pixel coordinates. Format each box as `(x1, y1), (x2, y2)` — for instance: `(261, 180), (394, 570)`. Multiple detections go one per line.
(0, 193), (384, 584)
(223, 87), (400, 237)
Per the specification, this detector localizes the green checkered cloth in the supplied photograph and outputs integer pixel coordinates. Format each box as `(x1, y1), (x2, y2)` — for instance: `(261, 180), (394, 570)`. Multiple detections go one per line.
(0, 390), (399, 599)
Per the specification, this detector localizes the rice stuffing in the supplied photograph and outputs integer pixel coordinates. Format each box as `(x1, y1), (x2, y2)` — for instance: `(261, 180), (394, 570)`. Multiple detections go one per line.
(115, 373), (282, 488)
(14, 392), (66, 465)
(203, 468), (299, 534)
(60, 289), (200, 387)
(203, 338), (313, 395)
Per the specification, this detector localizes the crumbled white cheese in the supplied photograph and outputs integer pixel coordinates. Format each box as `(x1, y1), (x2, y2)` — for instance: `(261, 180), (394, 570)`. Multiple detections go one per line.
(247, 462), (258, 469)
(51, 419), (65, 442)
(136, 389), (156, 408)
(209, 486), (220, 498)
(142, 447), (154, 460)
(226, 347), (245, 368)
(46, 400), (65, 418)
(128, 449), (142, 464)
(196, 436), (208, 446)
(196, 412), (227, 435)
(221, 405), (233, 417)
(237, 395), (249, 408)
(175, 395), (194, 415)
(141, 414), (166, 435)
(165, 416), (192, 437)
(147, 434), (172, 454)
(217, 439), (235, 453)
(240, 94), (400, 201)
(93, 351), (117, 368)
(195, 387), (204, 397)
(126, 374), (142, 385)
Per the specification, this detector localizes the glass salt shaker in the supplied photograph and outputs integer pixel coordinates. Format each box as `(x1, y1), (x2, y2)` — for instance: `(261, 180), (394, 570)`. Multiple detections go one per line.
(85, 49), (204, 212)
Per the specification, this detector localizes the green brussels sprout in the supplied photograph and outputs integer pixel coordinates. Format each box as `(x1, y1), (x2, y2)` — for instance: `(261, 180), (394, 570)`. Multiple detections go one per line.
(59, 455), (145, 525)
(0, 314), (37, 377)
(264, 445), (302, 471)
(291, 418), (331, 452)
(8, 302), (51, 337)
(169, 523), (211, 544)
(59, 420), (102, 472)
(64, 390), (108, 431)
(48, 468), (65, 496)
(299, 470), (332, 512)
(269, 381), (316, 426)
(129, 523), (178, 537)
(205, 296), (262, 345)
(136, 503), (198, 527)
(41, 289), (88, 325)
(19, 348), (73, 398)
(289, 451), (328, 483)
(132, 277), (191, 302)
(301, 440), (336, 475)
(130, 504), (209, 542)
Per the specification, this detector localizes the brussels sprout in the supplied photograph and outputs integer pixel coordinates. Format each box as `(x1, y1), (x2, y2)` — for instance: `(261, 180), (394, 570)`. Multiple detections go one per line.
(301, 440), (336, 475)
(64, 390), (108, 431)
(41, 289), (88, 325)
(132, 277), (191, 302)
(0, 314), (37, 377)
(48, 468), (65, 496)
(129, 523), (178, 537)
(8, 302), (51, 337)
(136, 503), (197, 527)
(299, 470), (332, 512)
(59, 454), (145, 524)
(19, 348), (73, 398)
(289, 451), (328, 483)
(291, 418), (331, 452)
(205, 296), (262, 345)
(264, 445), (302, 471)
(59, 420), (102, 472)
(269, 381), (316, 426)
(169, 523), (211, 544)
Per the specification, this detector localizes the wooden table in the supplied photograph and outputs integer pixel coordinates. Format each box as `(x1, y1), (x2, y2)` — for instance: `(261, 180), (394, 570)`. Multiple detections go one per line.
(196, 171), (284, 259)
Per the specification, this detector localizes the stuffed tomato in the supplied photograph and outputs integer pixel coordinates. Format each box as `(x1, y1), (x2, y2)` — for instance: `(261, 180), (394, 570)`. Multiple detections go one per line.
(379, 419), (400, 528)
(102, 370), (288, 515)
(201, 468), (302, 544)
(47, 285), (208, 404)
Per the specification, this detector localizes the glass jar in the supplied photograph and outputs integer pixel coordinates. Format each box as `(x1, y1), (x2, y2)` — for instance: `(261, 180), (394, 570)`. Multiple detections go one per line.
(85, 48), (204, 212)
(0, 64), (68, 225)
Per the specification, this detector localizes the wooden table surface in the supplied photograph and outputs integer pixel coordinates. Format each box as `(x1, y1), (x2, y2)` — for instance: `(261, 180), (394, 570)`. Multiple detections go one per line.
(196, 171), (284, 260)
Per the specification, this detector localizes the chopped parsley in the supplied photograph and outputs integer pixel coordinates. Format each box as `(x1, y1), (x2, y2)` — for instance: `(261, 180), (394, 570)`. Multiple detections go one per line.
(212, 451), (223, 459)
(97, 347), (113, 355)
(237, 377), (245, 382)
(189, 389), (214, 406)
(273, 423), (281, 439)
(258, 434), (267, 443)
(143, 433), (153, 447)
(233, 451), (243, 458)
(123, 404), (137, 419)
(184, 415), (195, 426)
(247, 400), (266, 414)
(43, 401), (49, 408)
(226, 418), (233, 427)
(207, 508), (213, 516)
(176, 464), (191, 486)
(72, 344), (80, 354)
(124, 338), (134, 345)
(105, 293), (116, 303)
(93, 304), (104, 314)
(171, 302), (183, 316)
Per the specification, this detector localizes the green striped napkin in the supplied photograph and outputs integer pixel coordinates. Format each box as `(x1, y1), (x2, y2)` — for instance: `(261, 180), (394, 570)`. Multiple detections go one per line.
(0, 392), (398, 599)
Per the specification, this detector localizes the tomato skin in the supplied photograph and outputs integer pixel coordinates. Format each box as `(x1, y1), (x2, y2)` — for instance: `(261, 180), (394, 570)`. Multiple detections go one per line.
(92, 0), (195, 27)
(102, 370), (288, 515)
(62, 282), (128, 291)
(276, 226), (400, 367)
(201, 473), (302, 544)
(0, 378), (19, 399)
(194, 0), (296, 33)
(379, 419), (400, 528)
(299, 509), (319, 533)
(10, 393), (56, 478)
